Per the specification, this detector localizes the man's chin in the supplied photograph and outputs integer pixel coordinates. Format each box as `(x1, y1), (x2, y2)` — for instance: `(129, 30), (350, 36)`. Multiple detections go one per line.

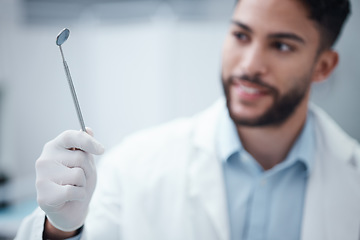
(229, 113), (266, 127)
(227, 103), (268, 125)
(228, 104), (296, 128)
(227, 103), (284, 127)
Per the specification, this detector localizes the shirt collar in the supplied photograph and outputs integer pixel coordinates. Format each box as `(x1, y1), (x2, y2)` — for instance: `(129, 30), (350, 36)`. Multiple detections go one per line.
(217, 107), (315, 174)
(284, 111), (315, 174)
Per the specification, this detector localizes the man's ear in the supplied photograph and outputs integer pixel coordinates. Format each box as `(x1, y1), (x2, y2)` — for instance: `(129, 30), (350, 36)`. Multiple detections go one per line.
(312, 50), (339, 83)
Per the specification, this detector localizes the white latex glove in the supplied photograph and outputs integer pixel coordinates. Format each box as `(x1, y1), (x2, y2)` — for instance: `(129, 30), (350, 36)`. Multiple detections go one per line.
(35, 129), (105, 232)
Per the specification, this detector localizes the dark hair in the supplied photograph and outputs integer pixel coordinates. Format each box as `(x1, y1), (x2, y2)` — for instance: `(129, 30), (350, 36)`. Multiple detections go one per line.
(302, 0), (351, 49)
(235, 0), (351, 49)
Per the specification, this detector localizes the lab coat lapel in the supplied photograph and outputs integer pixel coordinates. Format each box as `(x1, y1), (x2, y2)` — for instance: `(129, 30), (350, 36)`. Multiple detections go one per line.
(301, 105), (360, 240)
(187, 99), (230, 240)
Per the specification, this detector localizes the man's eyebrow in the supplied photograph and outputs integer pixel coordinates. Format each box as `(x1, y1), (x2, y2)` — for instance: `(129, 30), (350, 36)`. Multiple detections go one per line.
(268, 33), (306, 44)
(231, 20), (253, 33)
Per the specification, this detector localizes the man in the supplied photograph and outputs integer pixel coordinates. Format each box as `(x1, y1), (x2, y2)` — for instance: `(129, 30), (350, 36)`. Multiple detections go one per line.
(17, 0), (360, 239)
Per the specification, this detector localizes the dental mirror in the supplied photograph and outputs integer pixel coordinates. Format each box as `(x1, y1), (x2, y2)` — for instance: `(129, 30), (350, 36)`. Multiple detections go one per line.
(56, 28), (70, 46)
(56, 28), (86, 132)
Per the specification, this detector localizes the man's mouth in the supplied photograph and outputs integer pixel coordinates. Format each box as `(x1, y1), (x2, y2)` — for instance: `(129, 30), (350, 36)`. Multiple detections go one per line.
(237, 79), (271, 94)
(239, 84), (261, 94)
(230, 79), (276, 102)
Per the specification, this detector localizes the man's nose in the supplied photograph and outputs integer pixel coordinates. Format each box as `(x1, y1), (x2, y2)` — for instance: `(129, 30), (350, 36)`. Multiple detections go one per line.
(237, 45), (268, 76)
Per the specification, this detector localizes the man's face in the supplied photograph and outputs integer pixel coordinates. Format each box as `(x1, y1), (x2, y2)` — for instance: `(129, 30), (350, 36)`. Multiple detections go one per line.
(222, 0), (321, 127)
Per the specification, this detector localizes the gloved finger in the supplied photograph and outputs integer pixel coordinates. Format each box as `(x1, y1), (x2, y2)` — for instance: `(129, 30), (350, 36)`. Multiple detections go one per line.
(54, 130), (105, 155)
(54, 150), (96, 179)
(37, 180), (85, 209)
(38, 182), (87, 209)
(37, 181), (65, 210)
(37, 149), (96, 184)
(37, 159), (87, 189)
(54, 167), (87, 188)
(55, 149), (89, 167)
(37, 158), (87, 188)
(62, 185), (87, 202)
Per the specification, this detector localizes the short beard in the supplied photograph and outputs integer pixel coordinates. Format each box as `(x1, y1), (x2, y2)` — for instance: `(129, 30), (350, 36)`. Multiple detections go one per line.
(222, 73), (311, 127)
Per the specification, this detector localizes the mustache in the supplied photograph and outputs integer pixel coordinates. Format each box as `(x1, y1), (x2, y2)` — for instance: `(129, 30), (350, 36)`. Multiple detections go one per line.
(230, 74), (277, 93)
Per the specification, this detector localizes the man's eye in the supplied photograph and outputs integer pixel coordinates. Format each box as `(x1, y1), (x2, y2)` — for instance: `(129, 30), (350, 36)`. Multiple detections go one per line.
(273, 42), (293, 52)
(233, 32), (249, 41)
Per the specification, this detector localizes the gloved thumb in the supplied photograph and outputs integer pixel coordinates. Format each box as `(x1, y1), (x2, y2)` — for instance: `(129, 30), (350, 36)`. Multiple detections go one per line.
(85, 127), (94, 137)
(55, 130), (105, 155)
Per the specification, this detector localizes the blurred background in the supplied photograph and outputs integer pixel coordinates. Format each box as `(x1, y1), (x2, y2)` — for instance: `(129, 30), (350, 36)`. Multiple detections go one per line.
(0, 0), (359, 238)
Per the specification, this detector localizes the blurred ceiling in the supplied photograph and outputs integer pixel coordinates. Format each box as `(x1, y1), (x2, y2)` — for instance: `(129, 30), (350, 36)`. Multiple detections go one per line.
(23, 0), (235, 24)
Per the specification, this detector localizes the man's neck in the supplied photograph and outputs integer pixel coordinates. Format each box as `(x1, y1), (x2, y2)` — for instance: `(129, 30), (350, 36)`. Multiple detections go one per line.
(237, 99), (309, 171)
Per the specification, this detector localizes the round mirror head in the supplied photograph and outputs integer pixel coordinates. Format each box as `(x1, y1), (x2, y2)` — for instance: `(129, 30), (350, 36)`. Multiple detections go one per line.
(56, 28), (70, 46)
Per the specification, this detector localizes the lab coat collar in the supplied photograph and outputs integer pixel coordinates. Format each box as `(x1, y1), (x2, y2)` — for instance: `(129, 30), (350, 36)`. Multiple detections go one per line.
(301, 104), (360, 240)
(192, 98), (226, 154)
(188, 100), (360, 240)
(188, 98), (230, 240)
(217, 106), (241, 163)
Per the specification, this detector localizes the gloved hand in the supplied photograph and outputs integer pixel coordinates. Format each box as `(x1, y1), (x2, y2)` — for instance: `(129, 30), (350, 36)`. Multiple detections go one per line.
(35, 129), (105, 232)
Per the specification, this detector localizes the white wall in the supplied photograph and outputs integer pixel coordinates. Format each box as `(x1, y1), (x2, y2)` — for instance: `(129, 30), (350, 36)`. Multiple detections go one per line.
(0, 0), (359, 200)
(0, 1), (227, 186)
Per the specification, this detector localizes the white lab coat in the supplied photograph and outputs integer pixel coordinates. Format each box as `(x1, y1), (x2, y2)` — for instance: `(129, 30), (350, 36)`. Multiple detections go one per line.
(16, 99), (360, 240)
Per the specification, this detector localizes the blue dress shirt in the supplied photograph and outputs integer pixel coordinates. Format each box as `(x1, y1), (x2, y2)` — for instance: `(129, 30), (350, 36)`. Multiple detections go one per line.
(219, 108), (315, 240)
